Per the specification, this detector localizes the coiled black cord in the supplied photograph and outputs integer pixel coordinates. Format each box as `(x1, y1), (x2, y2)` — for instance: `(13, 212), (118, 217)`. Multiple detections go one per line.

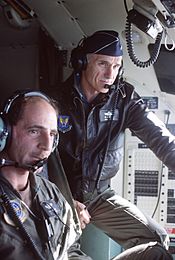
(125, 17), (163, 68)
(94, 68), (125, 192)
(95, 88), (120, 191)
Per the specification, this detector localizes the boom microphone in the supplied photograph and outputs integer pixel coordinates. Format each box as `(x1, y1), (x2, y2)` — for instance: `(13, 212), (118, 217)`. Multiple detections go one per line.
(104, 84), (115, 90)
(104, 84), (115, 89)
(104, 84), (110, 89)
(0, 158), (48, 171)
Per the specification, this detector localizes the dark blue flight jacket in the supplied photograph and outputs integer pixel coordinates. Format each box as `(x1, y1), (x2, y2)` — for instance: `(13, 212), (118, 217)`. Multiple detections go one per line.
(54, 74), (175, 202)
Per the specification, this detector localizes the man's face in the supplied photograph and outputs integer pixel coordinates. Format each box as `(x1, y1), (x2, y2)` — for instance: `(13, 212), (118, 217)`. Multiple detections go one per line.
(82, 53), (122, 94)
(8, 98), (58, 167)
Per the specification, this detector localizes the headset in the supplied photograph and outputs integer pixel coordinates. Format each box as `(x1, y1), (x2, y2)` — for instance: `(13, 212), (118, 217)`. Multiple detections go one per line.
(0, 89), (59, 153)
(70, 38), (87, 73)
(70, 31), (123, 73)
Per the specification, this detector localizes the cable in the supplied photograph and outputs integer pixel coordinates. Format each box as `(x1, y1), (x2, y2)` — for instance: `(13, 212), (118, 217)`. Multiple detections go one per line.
(124, 0), (164, 68)
(0, 186), (46, 260)
(125, 17), (163, 68)
(151, 110), (170, 218)
(92, 70), (127, 198)
(94, 86), (120, 191)
(124, 0), (129, 14)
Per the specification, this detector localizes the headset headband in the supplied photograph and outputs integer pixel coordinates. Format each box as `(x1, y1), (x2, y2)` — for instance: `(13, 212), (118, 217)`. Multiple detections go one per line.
(2, 90), (51, 115)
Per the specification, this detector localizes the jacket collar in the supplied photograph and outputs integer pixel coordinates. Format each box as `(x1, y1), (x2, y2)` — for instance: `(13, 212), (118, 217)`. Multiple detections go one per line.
(0, 171), (39, 196)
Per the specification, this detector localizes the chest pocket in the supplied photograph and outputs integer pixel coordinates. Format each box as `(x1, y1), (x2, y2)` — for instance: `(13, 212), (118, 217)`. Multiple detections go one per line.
(40, 199), (68, 248)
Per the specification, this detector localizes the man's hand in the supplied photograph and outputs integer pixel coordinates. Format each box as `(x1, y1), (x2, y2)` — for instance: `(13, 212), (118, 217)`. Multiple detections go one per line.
(74, 200), (91, 229)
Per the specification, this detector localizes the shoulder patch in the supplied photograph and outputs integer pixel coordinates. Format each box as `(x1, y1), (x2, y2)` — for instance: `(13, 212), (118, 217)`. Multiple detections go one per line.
(3, 199), (28, 226)
(58, 115), (72, 133)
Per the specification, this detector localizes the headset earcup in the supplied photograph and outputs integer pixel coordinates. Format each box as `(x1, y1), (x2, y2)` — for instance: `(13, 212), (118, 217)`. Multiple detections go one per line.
(0, 115), (10, 152)
(70, 46), (87, 72)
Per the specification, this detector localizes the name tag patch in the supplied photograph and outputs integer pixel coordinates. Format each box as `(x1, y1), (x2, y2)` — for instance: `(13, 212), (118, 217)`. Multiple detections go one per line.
(99, 109), (119, 122)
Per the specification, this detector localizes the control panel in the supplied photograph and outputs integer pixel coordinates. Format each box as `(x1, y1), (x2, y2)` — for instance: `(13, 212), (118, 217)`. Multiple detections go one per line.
(123, 95), (175, 257)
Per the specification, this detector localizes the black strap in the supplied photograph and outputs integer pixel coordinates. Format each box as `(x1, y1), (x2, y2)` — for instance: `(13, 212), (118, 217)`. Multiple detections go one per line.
(48, 150), (80, 228)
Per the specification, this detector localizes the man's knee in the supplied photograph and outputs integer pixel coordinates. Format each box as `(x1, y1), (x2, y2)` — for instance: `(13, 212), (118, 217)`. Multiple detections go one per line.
(142, 243), (173, 260)
(112, 242), (173, 260)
